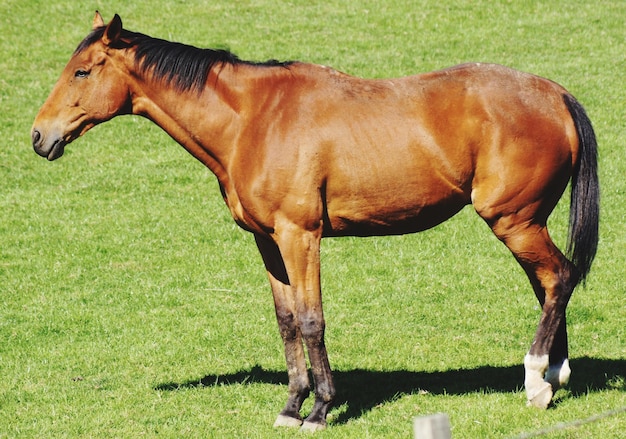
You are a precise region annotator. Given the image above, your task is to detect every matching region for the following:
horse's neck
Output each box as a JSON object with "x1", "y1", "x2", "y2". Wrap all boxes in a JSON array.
[
  {"x1": 128, "y1": 62, "x2": 293, "y2": 228},
  {"x1": 129, "y1": 65, "x2": 244, "y2": 182}
]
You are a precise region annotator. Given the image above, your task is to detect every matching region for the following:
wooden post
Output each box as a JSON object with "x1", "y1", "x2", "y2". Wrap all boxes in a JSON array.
[{"x1": 414, "y1": 413, "x2": 451, "y2": 439}]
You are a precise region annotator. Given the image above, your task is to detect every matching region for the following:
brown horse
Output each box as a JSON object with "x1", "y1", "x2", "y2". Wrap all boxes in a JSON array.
[{"x1": 32, "y1": 13, "x2": 599, "y2": 430}]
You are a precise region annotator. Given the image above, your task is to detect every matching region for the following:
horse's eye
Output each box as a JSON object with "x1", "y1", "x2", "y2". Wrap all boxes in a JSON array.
[{"x1": 74, "y1": 70, "x2": 90, "y2": 78}]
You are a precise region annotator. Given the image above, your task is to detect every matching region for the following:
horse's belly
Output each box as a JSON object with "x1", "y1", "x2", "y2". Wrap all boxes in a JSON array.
[
  {"x1": 324, "y1": 196, "x2": 468, "y2": 237},
  {"x1": 321, "y1": 147, "x2": 472, "y2": 237}
]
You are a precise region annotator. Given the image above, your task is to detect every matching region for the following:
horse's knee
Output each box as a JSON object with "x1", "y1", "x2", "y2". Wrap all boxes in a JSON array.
[
  {"x1": 275, "y1": 309, "x2": 299, "y2": 339},
  {"x1": 299, "y1": 314, "x2": 325, "y2": 340}
]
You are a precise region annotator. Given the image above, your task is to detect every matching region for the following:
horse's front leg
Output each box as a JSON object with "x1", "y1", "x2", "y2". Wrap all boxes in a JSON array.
[
  {"x1": 255, "y1": 235, "x2": 310, "y2": 427},
  {"x1": 270, "y1": 275, "x2": 311, "y2": 427},
  {"x1": 272, "y1": 225, "x2": 335, "y2": 431}
]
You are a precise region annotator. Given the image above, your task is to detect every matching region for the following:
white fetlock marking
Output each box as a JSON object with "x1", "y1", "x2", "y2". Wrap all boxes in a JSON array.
[
  {"x1": 524, "y1": 354, "x2": 549, "y2": 387},
  {"x1": 524, "y1": 353, "x2": 549, "y2": 371},
  {"x1": 524, "y1": 354, "x2": 553, "y2": 408},
  {"x1": 274, "y1": 414, "x2": 303, "y2": 428},
  {"x1": 545, "y1": 358, "x2": 571, "y2": 390}
]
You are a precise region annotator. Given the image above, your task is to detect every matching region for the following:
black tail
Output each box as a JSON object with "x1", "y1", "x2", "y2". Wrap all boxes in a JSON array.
[{"x1": 563, "y1": 94, "x2": 599, "y2": 285}]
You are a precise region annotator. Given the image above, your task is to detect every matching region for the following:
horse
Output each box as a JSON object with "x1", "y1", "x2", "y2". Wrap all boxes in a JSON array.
[{"x1": 32, "y1": 12, "x2": 599, "y2": 431}]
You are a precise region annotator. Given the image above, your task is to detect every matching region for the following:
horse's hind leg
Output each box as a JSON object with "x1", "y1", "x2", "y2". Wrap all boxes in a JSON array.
[
  {"x1": 488, "y1": 216, "x2": 577, "y2": 408},
  {"x1": 544, "y1": 319, "x2": 571, "y2": 392},
  {"x1": 525, "y1": 275, "x2": 572, "y2": 394}
]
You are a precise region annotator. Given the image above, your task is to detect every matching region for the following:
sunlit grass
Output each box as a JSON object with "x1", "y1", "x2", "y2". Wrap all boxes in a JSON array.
[{"x1": 1, "y1": 0, "x2": 625, "y2": 437}]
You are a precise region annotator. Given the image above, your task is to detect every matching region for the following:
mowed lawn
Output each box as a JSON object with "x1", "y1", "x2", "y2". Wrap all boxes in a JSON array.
[{"x1": 1, "y1": 1, "x2": 625, "y2": 437}]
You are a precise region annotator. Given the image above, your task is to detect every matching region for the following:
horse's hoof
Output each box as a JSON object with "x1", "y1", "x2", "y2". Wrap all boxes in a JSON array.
[
  {"x1": 526, "y1": 382, "x2": 553, "y2": 409},
  {"x1": 273, "y1": 414, "x2": 303, "y2": 428},
  {"x1": 301, "y1": 421, "x2": 327, "y2": 432}
]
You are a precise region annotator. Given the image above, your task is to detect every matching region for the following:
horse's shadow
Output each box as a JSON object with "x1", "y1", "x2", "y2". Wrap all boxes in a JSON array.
[{"x1": 155, "y1": 357, "x2": 625, "y2": 424}]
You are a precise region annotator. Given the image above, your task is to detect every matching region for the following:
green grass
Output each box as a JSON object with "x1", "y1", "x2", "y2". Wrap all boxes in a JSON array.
[{"x1": 1, "y1": 0, "x2": 625, "y2": 437}]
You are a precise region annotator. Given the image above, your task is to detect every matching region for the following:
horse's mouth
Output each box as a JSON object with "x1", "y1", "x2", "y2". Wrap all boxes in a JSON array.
[{"x1": 47, "y1": 139, "x2": 66, "y2": 161}]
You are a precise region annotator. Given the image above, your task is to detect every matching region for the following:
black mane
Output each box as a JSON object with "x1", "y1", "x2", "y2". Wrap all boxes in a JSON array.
[{"x1": 75, "y1": 27, "x2": 293, "y2": 93}]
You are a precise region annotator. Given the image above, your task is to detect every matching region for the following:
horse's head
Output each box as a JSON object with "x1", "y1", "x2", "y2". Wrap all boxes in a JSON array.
[{"x1": 32, "y1": 12, "x2": 131, "y2": 160}]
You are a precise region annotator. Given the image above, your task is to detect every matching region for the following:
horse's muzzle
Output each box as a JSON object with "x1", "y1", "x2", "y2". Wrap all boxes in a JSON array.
[{"x1": 32, "y1": 129, "x2": 66, "y2": 161}]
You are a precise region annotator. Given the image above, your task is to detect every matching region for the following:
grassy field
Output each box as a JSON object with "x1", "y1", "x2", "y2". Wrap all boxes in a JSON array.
[{"x1": 1, "y1": 0, "x2": 625, "y2": 437}]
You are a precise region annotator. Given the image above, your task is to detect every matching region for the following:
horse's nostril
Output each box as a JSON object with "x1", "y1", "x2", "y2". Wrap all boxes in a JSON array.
[{"x1": 31, "y1": 129, "x2": 41, "y2": 146}]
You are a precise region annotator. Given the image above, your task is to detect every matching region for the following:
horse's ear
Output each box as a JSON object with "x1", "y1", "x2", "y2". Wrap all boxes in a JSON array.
[
  {"x1": 92, "y1": 11, "x2": 105, "y2": 29},
  {"x1": 102, "y1": 14, "x2": 123, "y2": 46}
]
